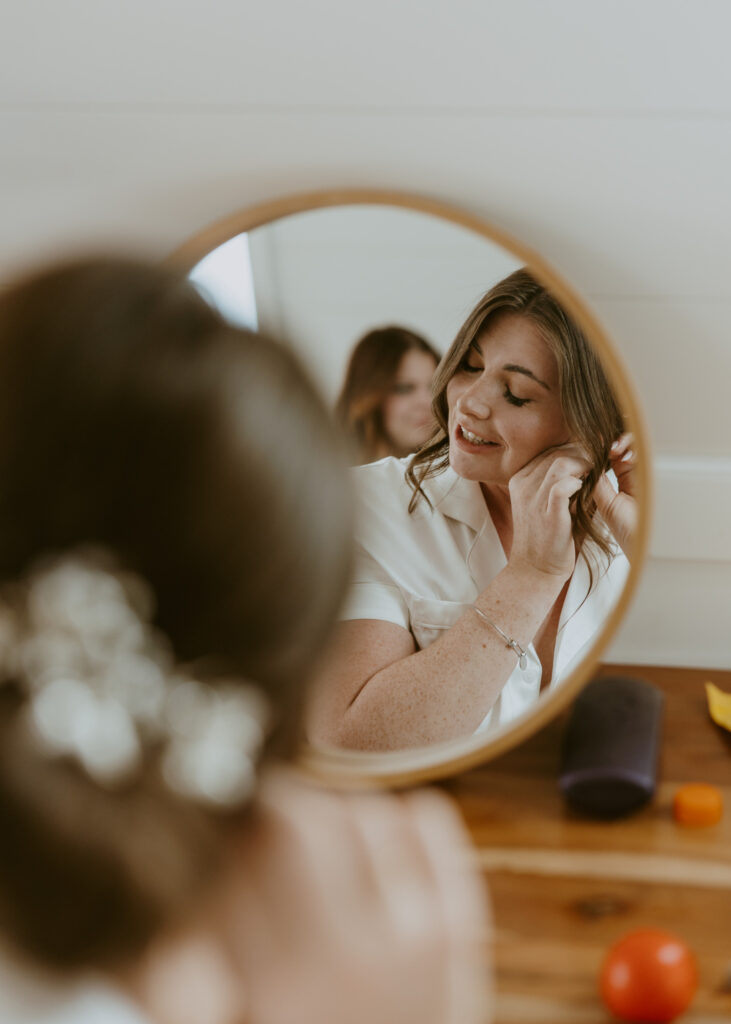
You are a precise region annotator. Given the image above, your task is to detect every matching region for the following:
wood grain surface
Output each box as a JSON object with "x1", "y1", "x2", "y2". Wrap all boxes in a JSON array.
[{"x1": 447, "y1": 664, "x2": 731, "y2": 1024}]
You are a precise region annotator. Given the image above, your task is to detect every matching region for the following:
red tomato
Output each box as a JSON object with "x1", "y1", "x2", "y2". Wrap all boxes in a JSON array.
[{"x1": 600, "y1": 928, "x2": 698, "y2": 1023}]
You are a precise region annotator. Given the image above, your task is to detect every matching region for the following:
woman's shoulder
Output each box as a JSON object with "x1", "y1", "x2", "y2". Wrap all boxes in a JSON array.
[
  {"x1": 351, "y1": 457, "x2": 458, "y2": 509},
  {"x1": 351, "y1": 456, "x2": 414, "y2": 513},
  {"x1": 349, "y1": 458, "x2": 467, "y2": 563},
  {"x1": 352, "y1": 454, "x2": 410, "y2": 484}
]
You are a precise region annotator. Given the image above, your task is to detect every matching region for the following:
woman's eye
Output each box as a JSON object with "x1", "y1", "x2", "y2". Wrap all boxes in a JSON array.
[
  {"x1": 459, "y1": 358, "x2": 482, "y2": 374},
  {"x1": 504, "y1": 387, "x2": 531, "y2": 408}
]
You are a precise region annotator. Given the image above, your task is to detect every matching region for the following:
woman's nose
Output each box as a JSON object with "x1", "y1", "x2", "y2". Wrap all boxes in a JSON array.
[{"x1": 460, "y1": 383, "x2": 492, "y2": 419}]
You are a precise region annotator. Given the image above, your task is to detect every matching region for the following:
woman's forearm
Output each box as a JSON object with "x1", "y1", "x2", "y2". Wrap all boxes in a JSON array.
[{"x1": 337, "y1": 563, "x2": 567, "y2": 750}]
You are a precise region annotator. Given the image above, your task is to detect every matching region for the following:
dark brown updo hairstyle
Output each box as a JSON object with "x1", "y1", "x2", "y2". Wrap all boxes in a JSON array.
[
  {"x1": 406, "y1": 268, "x2": 624, "y2": 576},
  {"x1": 335, "y1": 325, "x2": 440, "y2": 463},
  {"x1": 0, "y1": 256, "x2": 353, "y2": 974}
]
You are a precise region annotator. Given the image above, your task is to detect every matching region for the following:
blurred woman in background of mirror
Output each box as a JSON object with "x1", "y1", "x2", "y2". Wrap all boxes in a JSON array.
[
  {"x1": 309, "y1": 268, "x2": 638, "y2": 753},
  {"x1": 0, "y1": 256, "x2": 490, "y2": 1024},
  {"x1": 335, "y1": 326, "x2": 440, "y2": 463}
]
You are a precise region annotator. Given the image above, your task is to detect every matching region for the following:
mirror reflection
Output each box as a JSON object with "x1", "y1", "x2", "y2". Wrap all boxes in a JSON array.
[
  {"x1": 189, "y1": 205, "x2": 521, "y2": 399},
  {"x1": 335, "y1": 326, "x2": 440, "y2": 464},
  {"x1": 189, "y1": 206, "x2": 637, "y2": 755}
]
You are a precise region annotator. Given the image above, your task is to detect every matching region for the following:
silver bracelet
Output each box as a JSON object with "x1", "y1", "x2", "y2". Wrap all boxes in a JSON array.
[{"x1": 471, "y1": 604, "x2": 528, "y2": 670}]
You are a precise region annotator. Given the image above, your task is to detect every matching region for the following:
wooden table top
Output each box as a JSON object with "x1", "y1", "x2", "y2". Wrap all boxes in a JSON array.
[{"x1": 447, "y1": 664, "x2": 731, "y2": 1024}]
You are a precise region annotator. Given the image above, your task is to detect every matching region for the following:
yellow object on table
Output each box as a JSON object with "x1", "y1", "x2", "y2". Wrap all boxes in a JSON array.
[{"x1": 705, "y1": 681, "x2": 731, "y2": 732}]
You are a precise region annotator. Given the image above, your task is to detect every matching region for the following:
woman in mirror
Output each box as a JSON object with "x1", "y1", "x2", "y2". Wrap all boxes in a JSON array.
[
  {"x1": 0, "y1": 257, "x2": 489, "y2": 1024},
  {"x1": 309, "y1": 268, "x2": 638, "y2": 752},
  {"x1": 335, "y1": 325, "x2": 440, "y2": 463}
]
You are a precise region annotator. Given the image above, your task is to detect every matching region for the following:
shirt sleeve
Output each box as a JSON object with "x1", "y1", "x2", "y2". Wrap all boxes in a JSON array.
[{"x1": 339, "y1": 542, "x2": 410, "y2": 629}]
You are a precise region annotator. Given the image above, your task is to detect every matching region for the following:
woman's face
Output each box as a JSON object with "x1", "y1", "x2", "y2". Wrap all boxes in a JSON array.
[
  {"x1": 381, "y1": 349, "x2": 438, "y2": 455},
  {"x1": 446, "y1": 313, "x2": 569, "y2": 486}
]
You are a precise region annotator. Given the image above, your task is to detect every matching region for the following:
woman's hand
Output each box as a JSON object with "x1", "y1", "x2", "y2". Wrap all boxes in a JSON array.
[
  {"x1": 508, "y1": 442, "x2": 592, "y2": 580},
  {"x1": 592, "y1": 432, "x2": 638, "y2": 560},
  {"x1": 226, "y1": 770, "x2": 492, "y2": 1024}
]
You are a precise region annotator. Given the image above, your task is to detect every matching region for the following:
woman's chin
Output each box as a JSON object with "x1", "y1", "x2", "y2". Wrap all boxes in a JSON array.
[
  {"x1": 449, "y1": 448, "x2": 490, "y2": 481},
  {"x1": 449, "y1": 448, "x2": 517, "y2": 489}
]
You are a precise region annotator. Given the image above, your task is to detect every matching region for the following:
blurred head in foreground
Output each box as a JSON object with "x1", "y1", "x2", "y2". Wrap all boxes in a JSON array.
[
  {"x1": 335, "y1": 325, "x2": 439, "y2": 463},
  {"x1": 0, "y1": 255, "x2": 352, "y2": 974}
]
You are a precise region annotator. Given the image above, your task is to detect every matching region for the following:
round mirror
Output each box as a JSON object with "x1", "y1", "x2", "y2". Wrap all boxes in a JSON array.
[{"x1": 169, "y1": 190, "x2": 652, "y2": 787}]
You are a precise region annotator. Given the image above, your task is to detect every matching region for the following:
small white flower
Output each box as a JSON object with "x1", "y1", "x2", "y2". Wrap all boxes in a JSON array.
[
  {"x1": 162, "y1": 734, "x2": 257, "y2": 807},
  {"x1": 29, "y1": 676, "x2": 141, "y2": 785},
  {"x1": 0, "y1": 550, "x2": 270, "y2": 806},
  {"x1": 103, "y1": 651, "x2": 167, "y2": 726}
]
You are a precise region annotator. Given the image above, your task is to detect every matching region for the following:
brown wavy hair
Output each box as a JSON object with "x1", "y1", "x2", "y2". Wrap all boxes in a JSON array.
[
  {"x1": 335, "y1": 325, "x2": 439, "y2": 463},
  {"x1": 0, "y1": 255, "x2": 353, "y2": 973},
  {"x1": 406, "y1": 268, "x2": 624, "y2": 571}
]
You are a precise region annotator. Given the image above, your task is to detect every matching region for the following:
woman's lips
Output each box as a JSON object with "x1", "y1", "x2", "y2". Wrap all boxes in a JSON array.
[{"x1": 455, "y1": 424, "x2": 501, "y2": 451}]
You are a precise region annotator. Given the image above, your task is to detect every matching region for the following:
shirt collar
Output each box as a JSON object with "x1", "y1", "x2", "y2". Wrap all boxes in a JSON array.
[{"x1": 420, "y1": 465, "x2": 488, "y2": 533}]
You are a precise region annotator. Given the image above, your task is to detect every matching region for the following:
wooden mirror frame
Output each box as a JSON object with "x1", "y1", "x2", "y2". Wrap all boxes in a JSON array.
[{"x1": 169, "y1": 188, "x2": 653, "y2": 789}]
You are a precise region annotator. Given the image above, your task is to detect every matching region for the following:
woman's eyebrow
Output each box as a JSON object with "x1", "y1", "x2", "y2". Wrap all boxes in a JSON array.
[{"x1": 502, "y1": 363, "x2": 551, "y2": 390}]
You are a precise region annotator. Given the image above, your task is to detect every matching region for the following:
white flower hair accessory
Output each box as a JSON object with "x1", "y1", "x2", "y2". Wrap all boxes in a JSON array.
[{"x1": 0, "y1": 550, "x2": 270, "y2": 808}]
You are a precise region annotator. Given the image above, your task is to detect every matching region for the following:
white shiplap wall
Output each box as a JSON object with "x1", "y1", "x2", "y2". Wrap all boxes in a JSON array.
[{"x1": 1, "y1": 1, "x2": 729, "y2": 668}]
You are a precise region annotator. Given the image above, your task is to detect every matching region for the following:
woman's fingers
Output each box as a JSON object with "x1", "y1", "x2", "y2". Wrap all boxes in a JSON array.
[
  {"x1": 610, "y1": 433, "x2": 636, "y2": 471},
  {"x1": 592, "y1": 472, "x2": 637, "y2": 559},
  {"x1": 251, "y1": 772, "x2": 371, "y2": 929},
  {"x1": 543, "y1": 455, "x2": 591, "y2": 483},
  {"x1": 592, "y1": 472, "x2": 617, "y2": 519},
  {"x1": 509, "y1": 446, "x2": 589, "y2": 579},
  {"x1": 610, "y1": 432, "x2": 634, "y2": 461},
  {"x1": 609, "y1": 433, "x2": 637, "y2": 496},
  {"x1": 534, "y1": 457, "x2": 590, "y2": 517},
  {"x1": 404, "y1": 790, "x2": 492, "y2": 1024},
  {"x1": 512, "y1": 445, "x2": 590, "y2": 494},
  {"x1": 229, "y1": 773, "x2": 492, "y2": 1024},
  {"x1": 545, "y1": 474, "x2": 584, "y2": 519},
  {"x1": 343, "y1": 791, "x2": 440, "y2": 936}
]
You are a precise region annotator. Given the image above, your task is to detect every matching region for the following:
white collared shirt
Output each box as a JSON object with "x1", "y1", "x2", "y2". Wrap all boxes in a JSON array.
[{"x1": 341, "y1": 456, "x2": 629, "y2": 734}]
